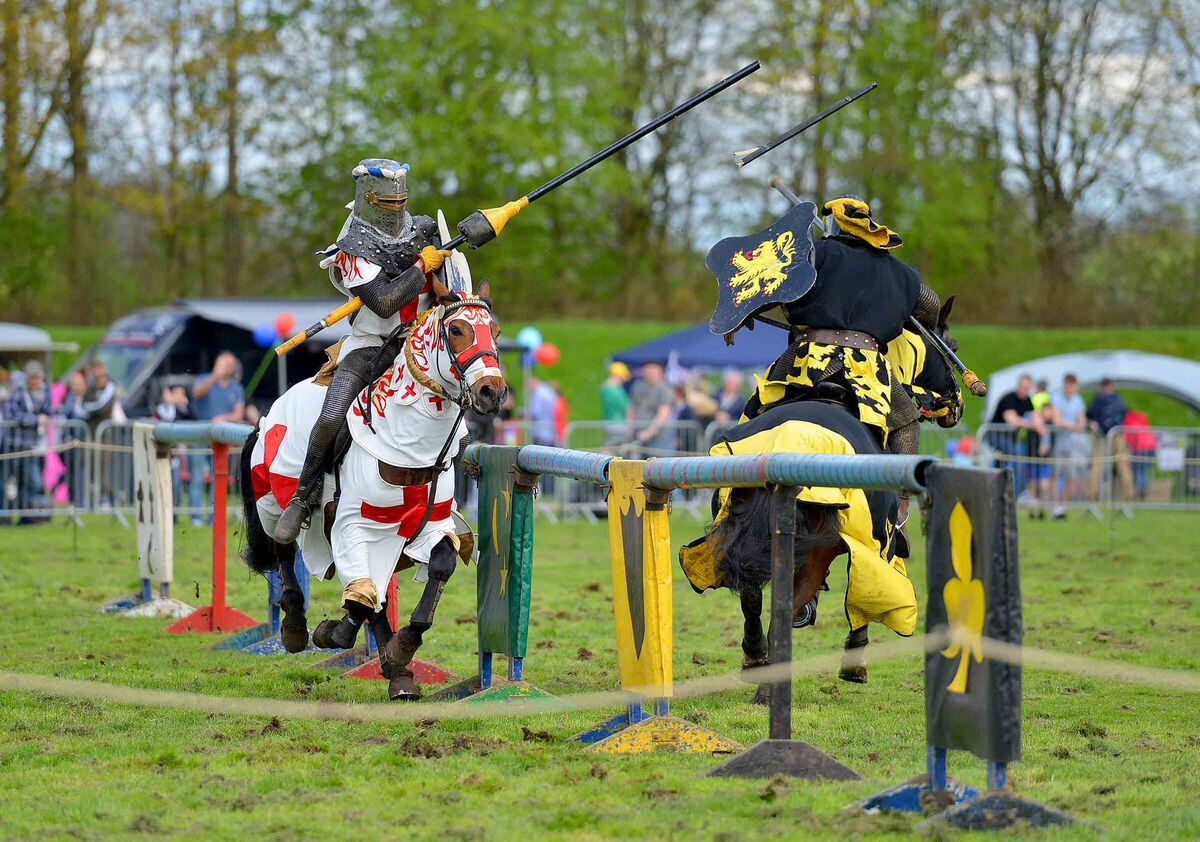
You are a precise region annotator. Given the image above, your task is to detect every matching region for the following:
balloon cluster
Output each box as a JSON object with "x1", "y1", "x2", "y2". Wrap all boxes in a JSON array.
[
  {"x1": 253, "y1": 312, "x2": 297, "y2": 349},
  {"x1": 515, "y1": 326, "x2": 559, "y2": 367}
]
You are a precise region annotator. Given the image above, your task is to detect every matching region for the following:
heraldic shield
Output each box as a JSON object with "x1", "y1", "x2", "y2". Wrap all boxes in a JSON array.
[{"x1": 706, "y1": 200, "x2": 818, "y2": 336}]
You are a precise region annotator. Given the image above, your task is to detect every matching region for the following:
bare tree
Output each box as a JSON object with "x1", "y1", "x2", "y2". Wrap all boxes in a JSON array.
[
  {"x1": 0, "y1": 0, "x2": 66, "y2": 210},
  {"x1": 976, "y1": 0, "x2": 1189, "y2": 320}
]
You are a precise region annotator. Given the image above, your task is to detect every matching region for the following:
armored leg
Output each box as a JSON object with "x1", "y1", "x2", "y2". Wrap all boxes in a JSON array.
[
  {"x1": 839, "y1": 626, "x2": 870, "y2": 683},
  {"x1": 274, "y1": 347, "x2": 378, "y2": 543},
  {"x1": 383, "y1": 538, "x2": 458, "y2": 701},
  {"x1": 887, "y1": 379, "x2": 922, "y2": 558}
]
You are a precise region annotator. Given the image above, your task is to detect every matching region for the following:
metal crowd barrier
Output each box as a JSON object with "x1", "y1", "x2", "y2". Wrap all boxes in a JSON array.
[
  {"x1": 1104, "y1": 425, "x2": 1200, "y2": 511},
  {"x1": 2, "y1": 417, "x2": 1196, "y2": 523},
  {"x1": 0, "y1": 419, "x2": 92, "y2": 522},
  {"x1": 975, "y1": 422, "x2": 1107, "y2": 516}
]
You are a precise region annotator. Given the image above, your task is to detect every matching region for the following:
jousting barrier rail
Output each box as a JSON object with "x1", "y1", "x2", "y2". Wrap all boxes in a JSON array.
[
  {"x1": 463, "y1": 443, "x2": 1067, "y2": 827},
  {"x1": 106, "y1": 421, "x2": 1062, "y2": 826}
]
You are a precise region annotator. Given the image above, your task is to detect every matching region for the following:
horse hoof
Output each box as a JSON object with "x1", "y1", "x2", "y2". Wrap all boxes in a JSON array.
[
  {"x1": 312, "y1": 619, "x2": 346, "y2": 650},
  {"x1": 750, "y1": 685, "x2": 771, "y2": 706},
  {"x1": 838, "y1": 666, "x2": 868, "y2": 684},
  {"x1": 792, "y1": 597, "x2": 817, "y2": 629},
  {"x1": 388, "y1": 676, "x2": 422, "y2": 701},
  {"x1": 280, "y1": 622, "x2": 309, "y2": 654},
  {"x1": 740, "y1": 654, "x2": 770, "y2": 684}
]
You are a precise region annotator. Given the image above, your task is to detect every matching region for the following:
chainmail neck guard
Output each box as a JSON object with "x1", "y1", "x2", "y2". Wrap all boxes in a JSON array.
[{"x1": 336, "y1": 215, "x2": 433, "y2": 276}]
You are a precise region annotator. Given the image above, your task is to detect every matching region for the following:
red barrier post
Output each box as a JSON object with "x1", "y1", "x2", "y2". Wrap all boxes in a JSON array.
[{"x1": 167, "y1": 440, "x2": 258, "y2": 634}]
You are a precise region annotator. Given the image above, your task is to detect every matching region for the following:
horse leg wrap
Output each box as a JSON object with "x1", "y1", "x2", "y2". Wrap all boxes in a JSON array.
[
  {"x1": 278, "y1": 587, "x2": 309, "y2": 654},
  {"x1": 366, "y1": 607, "x2": 395, "y2": 679},
  {"x1": 341, "y1": 577, "x2": 378, "y2": 613},
  {"x1": 409, "y1": 539, "x2": 458, "y2": 627},
  {"x1": 312, "y1": 601, "x2": 371, "y2": 650},
  {"x1": 839, "y1": 626, "x2": 870, "y2": 684},
  {"x1": 384, "y1": 623, "x2": 427, "y2": 701}
]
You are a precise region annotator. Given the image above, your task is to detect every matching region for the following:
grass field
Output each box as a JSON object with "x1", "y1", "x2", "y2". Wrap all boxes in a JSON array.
[
  {"x1": 1, "y1": 509, "x2": 1197, "y2": 839},
  {"x1": 42, "y1": 321, "x2": 1200, "y2": 427}
]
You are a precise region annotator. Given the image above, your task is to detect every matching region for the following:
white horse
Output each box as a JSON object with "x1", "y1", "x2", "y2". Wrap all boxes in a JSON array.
[{"x1": 240, "y1": 278, "x2": 504, "y2": 699}]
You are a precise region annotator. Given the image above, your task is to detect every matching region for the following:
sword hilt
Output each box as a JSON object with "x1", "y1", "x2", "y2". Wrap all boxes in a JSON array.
[{"x1": 962, "y1": 369, "x2": 988, "y2": 397}]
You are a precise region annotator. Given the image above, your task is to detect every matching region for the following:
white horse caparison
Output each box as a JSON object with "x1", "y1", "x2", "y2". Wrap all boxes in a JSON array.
[{"x1": 241, "y1": 280, "x2": 505, "y2": 699}]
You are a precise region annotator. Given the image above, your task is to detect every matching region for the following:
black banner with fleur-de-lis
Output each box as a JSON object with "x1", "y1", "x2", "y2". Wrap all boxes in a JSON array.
[{"x1": 923, "y1": 464, "x2": 1022, "y2": 764}]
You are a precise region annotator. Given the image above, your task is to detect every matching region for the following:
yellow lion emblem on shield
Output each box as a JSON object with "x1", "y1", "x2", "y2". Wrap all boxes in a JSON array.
[{"x1": 727, "y1": 231, "x2": 797, "y2": 305}]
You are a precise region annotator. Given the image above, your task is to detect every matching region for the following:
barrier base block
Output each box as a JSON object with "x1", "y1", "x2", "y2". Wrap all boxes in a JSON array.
[
  {"x1": 429, "y1": 676, "x2": 555, "y2": 704},
  {"x1": 240, "y1": 632, "x2": 341, "y2": 656},
  {"x1": 118, "y1": 598, "x2": 194, "y2": 619},
  {"x1": 165, "y1": 605, "x2": 259, "y2": 634},
  {"x1": 915, "y1": 791, "x2": 1076, "y2": 831},
  {"x1": 97, "y1": 593, "x2": 144, "y2": 614},
  {"x1": 212, "y1": 623, "x2": 270, "y2": 651},
  {"x1": 854, "y1": 773, "x2": 977, "y2": 814},
  {"x1": 573, "y1": 708, "x2": 650, "y2": 745},
  {"x1": 591, "y1": 716, "x2": 742, "y2": 755},
  {"x1": 707, "y1": 739, "x2": 859, "y2": 779},
  {"x1": 344, "y1": 656, "x2": 452, "y2": 685}
]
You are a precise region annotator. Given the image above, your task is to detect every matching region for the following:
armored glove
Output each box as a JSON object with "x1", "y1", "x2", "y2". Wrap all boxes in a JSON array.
[{"x1": 419, "y1": 245, "x2": 452, "y2": 273}]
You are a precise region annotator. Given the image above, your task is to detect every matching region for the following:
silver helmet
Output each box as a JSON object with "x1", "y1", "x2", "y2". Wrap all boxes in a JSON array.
[{"x1": 351, "y1": 158, "x2": 410, "y2": 240}]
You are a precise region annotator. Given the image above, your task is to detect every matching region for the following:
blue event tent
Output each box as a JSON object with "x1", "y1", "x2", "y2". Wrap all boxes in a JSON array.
[{"x1": 611, "y1": 322, "x2": 788, "y2": 372}]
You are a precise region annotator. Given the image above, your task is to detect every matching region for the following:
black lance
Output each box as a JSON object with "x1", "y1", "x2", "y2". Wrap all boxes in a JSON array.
[
  {"x1": 279, "y1": 61, "x2": 762, "y2": 356},
  {"x1": 767, "y1": 178, "x2": 988, "y2": 397},
  {"x1": 733, "y1": 82, "x2": 877, "y2": 168}
]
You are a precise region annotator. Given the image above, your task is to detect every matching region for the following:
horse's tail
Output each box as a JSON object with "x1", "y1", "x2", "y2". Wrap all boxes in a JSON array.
[
  {"x1": 237, "y1": 426, "x2": 277, "y2": 576},
  {"x1": 711, "y1": 487, "x2": 841, "y2": 592}
]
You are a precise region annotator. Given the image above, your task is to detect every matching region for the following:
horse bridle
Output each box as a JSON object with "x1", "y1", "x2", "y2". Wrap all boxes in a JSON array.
[{"x1": 428, "y1": 296, "x2": 500, "y2": 411}]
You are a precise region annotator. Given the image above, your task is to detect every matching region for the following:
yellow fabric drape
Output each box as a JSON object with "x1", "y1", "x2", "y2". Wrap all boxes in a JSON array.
[
  {"x1": 751, "y1": 342, "x2": 893, "y2": 442},
  {"x1": 680, "y1": 419, "x2": 917, "y2": 636}
]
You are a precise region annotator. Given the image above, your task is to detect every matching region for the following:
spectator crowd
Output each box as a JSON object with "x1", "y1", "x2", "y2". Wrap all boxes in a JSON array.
[
  {"x1": 0, "y1": 351, "x2": 248, "y2": 525},
  {"x1": 988, "y1": 372, "x2": 1160, "y2": 516}
]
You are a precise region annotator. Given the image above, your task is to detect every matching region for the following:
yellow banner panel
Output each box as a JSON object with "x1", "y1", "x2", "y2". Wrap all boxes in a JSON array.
[{"x1": 606, "y1": 459, "x2": 672, "y2": 698}]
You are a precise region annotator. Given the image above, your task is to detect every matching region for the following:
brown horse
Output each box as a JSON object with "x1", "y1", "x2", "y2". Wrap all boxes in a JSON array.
[{"x1": 694, "y1": 314, "x2": 962, "y2": 700}]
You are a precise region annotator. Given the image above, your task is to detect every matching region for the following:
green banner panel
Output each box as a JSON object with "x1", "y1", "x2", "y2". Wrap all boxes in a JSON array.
[{"x1": 475, "y1": 446, "x2": 533, "y2": 659}]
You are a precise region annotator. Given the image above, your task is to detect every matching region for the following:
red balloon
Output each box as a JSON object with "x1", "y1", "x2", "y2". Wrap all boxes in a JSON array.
[
  {"x1": 275, "y1": 312, "x2": 296, "y2": 338},
  {"x1": 533, "y1": 343, "x2": 560, "y2": 366}
]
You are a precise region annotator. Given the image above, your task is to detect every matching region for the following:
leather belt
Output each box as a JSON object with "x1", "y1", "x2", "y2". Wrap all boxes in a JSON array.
[
  {"x1": 792, "y1": 328, "x2": 879, "y2": 352},
  {"x1": 378, "y1": 462, "x2": 438, "y2": 486}
]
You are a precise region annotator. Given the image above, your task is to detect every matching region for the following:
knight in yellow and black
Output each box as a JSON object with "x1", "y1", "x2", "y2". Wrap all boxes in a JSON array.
[
  {"x1": 679, "y1": 400, "x2": 918, "y2": 641},
  {"x1": 742, "y1": 197, "x2": 946, "y2": 448}
]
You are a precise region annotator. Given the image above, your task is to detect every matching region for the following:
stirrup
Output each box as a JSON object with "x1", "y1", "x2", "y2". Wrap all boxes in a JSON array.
[{"x1": 274, "y1": 498, "x2": 313, "y2": 543}]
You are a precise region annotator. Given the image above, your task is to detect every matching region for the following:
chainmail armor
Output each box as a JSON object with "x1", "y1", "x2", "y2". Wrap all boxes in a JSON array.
[
  {"x1": 357, "y1": 263, "x2": 428, "y2": 320},
  {"x1": 912, "y1": 283, "x2": 942, "y2": 329},
  {"x1": 886, "y1": 378, "x2": 922, "y2": 456},
  {"x1": 336, "y1": 215, "x2": 437, "y2": 276}
]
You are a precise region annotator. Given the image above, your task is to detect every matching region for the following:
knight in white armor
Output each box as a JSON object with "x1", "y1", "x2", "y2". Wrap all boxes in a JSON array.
[{"x1": 274, "y1": 158, "x2": 450, "y2": 544}]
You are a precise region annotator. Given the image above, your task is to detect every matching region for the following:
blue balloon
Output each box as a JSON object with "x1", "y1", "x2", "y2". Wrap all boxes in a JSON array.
[
  {"x1": 516, "y1": 326, "x2": 543, "y2": 351},
  {"x1": 253, "y1": 324, "x2": 276, "y2": 348}
]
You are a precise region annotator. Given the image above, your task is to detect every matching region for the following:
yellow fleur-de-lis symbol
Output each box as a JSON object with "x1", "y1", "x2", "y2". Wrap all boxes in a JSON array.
[
  {"x1": 495, "y1": 489, "x2": 511, "y2": 596},
  {"x1": 941, "y1": 502, "x2": 985, "y2": 694}
]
